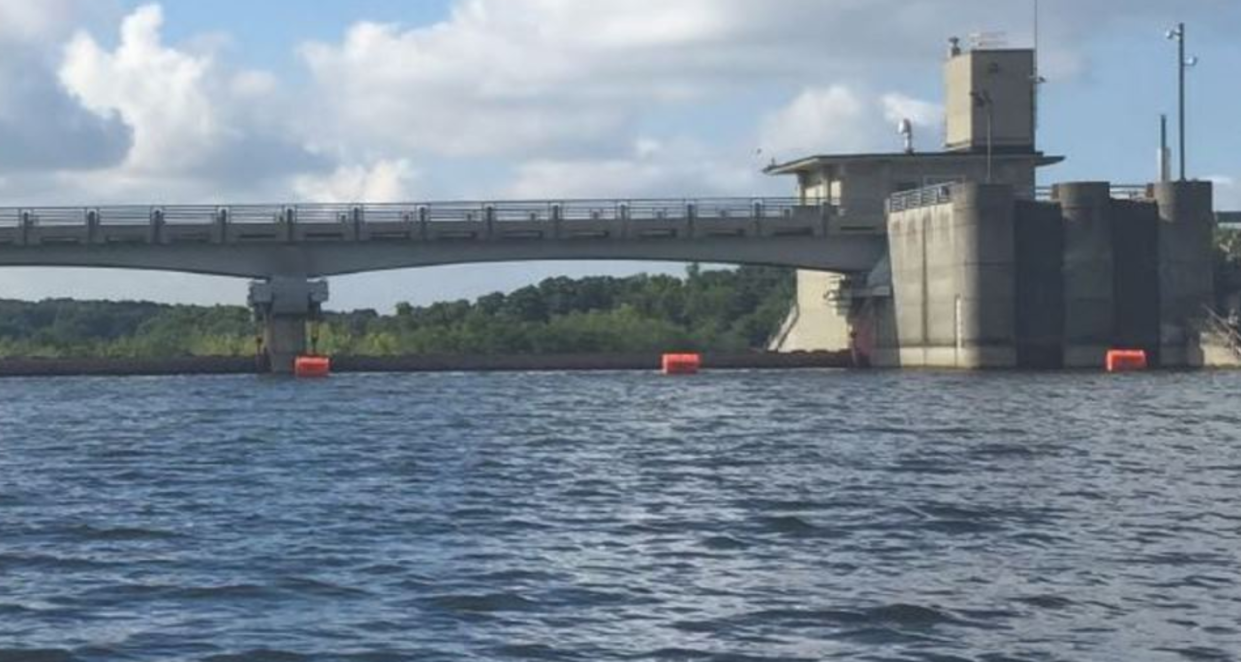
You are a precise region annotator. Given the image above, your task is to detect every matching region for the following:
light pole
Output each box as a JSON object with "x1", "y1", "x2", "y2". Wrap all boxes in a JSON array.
[
  {"x1": 972, "y1": 90, "x2": 994, "y2": 183},
  {"x1": 1166, "y1": 23, "x2": 1199, "y2": 181}
]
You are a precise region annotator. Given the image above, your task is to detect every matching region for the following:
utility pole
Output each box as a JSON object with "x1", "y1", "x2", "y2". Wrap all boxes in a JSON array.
[{"x1": 1166, "y1": 23, "x2": 1198, "y2": 181}]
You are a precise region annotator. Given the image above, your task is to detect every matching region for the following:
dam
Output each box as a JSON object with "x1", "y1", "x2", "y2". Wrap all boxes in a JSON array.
[{"x1": 0, "y1": 39, "x2": 1233, "y2": 373}]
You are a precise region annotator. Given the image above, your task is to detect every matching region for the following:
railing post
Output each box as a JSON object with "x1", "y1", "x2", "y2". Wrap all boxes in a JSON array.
[
  {"x1": 351, "y1": 205, "x2": 364, "y2": 241},
  {"x1": 85, "y1": 208, "x2": 99, "y2": 239},
  {"x1": 19, "y1": 210, "x2": 32, "y2": 246},
  {"x1": 685, "y1": 201, "x2": 696, "y2": 239},
  {"x1": 150, "y1": 207, "x2": 164, "y2": 244},
  {"x1": 281, "y1": 206, "x2": 296, "y2": 243},
  {"x1": 214, "y1": 207, "x2": 228, "y2": 244},
  {"x1": 484, "y1": 204, "x2": 496, "y2": 241},
  {"x1": 550, "y1": 203, "x2": 562, "y2": 240}
]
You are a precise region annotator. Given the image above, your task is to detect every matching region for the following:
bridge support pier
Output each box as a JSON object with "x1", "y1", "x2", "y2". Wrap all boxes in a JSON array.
[{"x1": 248, "y1": 277, "x2": 329, "y2": 374}]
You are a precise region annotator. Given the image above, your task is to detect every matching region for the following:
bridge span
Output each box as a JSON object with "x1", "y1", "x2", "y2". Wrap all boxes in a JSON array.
[
  {"x1": 0, "y1": 197, "x2": 886, "y2": 372},
  {"x1": 0, "y1": 198, "x2": 883, "y2": 277}
]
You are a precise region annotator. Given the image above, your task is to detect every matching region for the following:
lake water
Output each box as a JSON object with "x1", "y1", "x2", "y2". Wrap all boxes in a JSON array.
[{"x1": 1, "y1": 370, "x2": 1239, "y2": 661}]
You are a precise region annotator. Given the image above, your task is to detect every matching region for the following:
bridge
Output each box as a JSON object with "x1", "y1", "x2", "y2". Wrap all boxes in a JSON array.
[{"x1": 0, "y1": 197, "x2": 886, "y2": 372}]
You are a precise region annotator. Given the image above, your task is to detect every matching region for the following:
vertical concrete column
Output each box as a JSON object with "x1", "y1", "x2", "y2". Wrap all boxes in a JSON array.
[
  {"x1": 948, "y1": 183, "x2": 1017, "y2": 368},
  {"x1": 884, "y1": 205, "x2": 929, "y2": 367},
  {"x1": 1056, "y1": 182, "x2": 1114, "y2": 368},
  {"x1": 1153, "y1": 181, "x2": 1215, "y2": 367},
  {"x1": 248, "y1": 276, "x2": 329, "y2": 374}
]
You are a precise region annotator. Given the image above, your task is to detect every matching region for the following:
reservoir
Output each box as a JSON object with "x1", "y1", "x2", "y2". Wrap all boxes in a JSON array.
[{"x1": 1, "y1": 370, "x2": 1239, "y2": 660}]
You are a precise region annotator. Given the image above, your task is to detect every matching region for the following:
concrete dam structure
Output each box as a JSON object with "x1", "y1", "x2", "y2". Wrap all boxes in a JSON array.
[
  {"x1": 876, "y1": 180, "x2": 1215, "y2": 369},
  {"x1": 0, "y1": 38, "x2": 1231, "y2": 374},
  {"x1": 765, "y1": 38, "x2": 1233, "y2": 370}
]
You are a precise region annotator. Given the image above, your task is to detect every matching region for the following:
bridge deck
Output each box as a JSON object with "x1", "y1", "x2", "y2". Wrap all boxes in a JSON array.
[{"x1": 0, "y1": 198, "x2": 887, "y2": 278}]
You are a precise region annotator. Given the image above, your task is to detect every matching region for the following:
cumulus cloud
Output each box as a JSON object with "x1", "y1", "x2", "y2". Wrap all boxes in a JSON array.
[
  {"x1": 0, "y1": 0, "x2": 130, "y2": 172},
  {"x1": 759, "y1": 86, "x2": 942, "y2": 159},
  {"x1": 505, "y1": 139, "x2": 770, "y2": 199},
  {"x1": 56, "y1": 4, "x2": 327, "y2": 201},
  {"x1": 294, "y1": 160, "x2": 421, "y2": 203},
  {"x1": 295, "y1": 0, "x2": 1228, "y2": 165}
]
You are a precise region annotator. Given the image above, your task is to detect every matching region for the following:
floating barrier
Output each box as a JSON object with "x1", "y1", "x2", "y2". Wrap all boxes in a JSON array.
[
  {"x1": 1106, "y1": 349, "x2": 1148, "y2": 373},
  {"x1": 662, "y1": 353, "x2": 702, "y2": 375},
  {"x1": 294, "y1": 355, "x2": 331, "y2": 378}
]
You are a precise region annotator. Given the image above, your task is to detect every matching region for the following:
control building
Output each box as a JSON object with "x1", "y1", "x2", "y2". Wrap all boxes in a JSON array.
[{"x1": 767, "y1": 41, "x2": 1061, "y2": 354}]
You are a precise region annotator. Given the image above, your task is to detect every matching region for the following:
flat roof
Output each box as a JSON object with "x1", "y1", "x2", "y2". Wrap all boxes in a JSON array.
[{"x1": 764, "y1": 151, "x2": 1065, "y2": 176}]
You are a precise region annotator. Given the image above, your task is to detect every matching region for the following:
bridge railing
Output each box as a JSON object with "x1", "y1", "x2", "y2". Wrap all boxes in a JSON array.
[{"x1": 0, "y1": 198, "x2": 829, "y2": 229}]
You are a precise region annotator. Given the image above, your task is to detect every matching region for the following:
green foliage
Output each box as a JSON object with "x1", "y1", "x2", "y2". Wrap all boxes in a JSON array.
[{"x1": 0, "y1": 266, "x2": 794, "y2": 358}]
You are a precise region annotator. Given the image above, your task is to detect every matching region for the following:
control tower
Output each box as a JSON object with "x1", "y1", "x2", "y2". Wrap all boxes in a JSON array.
[{"x1": 766, "y1": 39, "x2": 1061, "y2": 353}]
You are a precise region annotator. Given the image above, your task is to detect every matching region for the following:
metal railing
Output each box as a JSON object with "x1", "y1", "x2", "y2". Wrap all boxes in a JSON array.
[
  {"x1": 1034, "y1": 185, "x2": 1150, "y2": 201},
  {"x1": 887, "y1": 185, "x2": 954, "y2": 213},
  {"x1": 1201, "y1": 305, "x2": 1241, "y2": 358},
  {"x1": 0, "y1": 197, "x2": 828, "y2": 229}
]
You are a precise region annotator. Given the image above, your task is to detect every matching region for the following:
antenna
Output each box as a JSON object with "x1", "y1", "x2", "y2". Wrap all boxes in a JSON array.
[{"x1": 1031, "y1": 0, "x2": 1047, "y2": 135}]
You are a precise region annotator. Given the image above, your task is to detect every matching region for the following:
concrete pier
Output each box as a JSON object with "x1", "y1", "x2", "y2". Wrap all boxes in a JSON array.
[
  {"x1": 871, "y1": 180, "x2": 1217, "y2": 369},
  {"x1": 248, "y1": 277, "x2": 328, "y2": 374},
  {"x1": 1056, "y1": 183, "x2": 1116, "y2": 368},
  {"x1": 1154, "y1": 181, "x2": 1215, "y2": 367}
]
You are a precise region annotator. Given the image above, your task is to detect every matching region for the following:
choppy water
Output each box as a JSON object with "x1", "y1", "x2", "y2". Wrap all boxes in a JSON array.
[{"x1": 1, "y1": 370, "x2": 1240, "y2": 661}]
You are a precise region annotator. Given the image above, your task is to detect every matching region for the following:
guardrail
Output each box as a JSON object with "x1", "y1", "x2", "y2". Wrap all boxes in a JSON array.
[
  {"x1": 0, "y1": 198, "x2": 830, "y2": 229},
  {"x1": 1218, "y1": 212, "x2": 1241, "y2": 226},
  {"x1": 1035, "y1": 185, "x2": 1150, "y2": 201},
  {"x1": 887, "y1": 185, "x2": 954, "y2": 213}
]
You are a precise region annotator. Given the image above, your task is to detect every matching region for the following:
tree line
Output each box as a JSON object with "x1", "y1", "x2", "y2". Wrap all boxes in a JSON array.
[{"x1": 0, "y1": 266, "x2": 794, "y2": 359}]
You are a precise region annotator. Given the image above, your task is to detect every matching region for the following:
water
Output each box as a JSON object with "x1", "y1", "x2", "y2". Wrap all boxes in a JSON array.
[{"x1": 1, "y1": 370, "x2": 1240, "y2": 661}]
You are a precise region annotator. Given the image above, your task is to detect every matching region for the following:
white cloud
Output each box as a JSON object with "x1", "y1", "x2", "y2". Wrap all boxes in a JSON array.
[
  {"x1": 759, "y1": 86, "x2": 942, "y2": 159},
  {"x1": 882, "y1": 93, "x2": 943, "y2": 129},
  {"x1": 505, "y1": 138, "x2": 771, "y2": 199},
  {"x1": 294, "y1": 160, "x2": 420, "y2": 203},
  {"x1": 55, "y1": 3, "x2": 325, "y2": 201},
  {"x1": 61, "y1": 5, "x2": 218, "y2": 173}
]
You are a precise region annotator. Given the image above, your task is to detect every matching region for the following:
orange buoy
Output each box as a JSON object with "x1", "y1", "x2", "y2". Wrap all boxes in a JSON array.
[
  {"x1": 294, "y1": 355, "x2": 331, "y2": 378},
  {"x1": 662, "y1": 353, "x2": 702, "y2": 375},
  {"x1": 1106, "y1": 349, "x2": 1148, "y2": 373}
]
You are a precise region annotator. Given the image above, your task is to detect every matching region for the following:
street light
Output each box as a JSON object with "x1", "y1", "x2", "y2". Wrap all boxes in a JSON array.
[
  {"x1": 971, "y1": 90, "x2": 994, "y2": 183},
  {"x1": 1166, "y1": 23, "x2": 1199, "y2": 181}
]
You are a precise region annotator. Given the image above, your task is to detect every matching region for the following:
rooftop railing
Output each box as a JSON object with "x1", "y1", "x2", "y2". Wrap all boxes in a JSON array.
[{"x1": 887, "y1": 185, "x2": 954, "y2": 213}]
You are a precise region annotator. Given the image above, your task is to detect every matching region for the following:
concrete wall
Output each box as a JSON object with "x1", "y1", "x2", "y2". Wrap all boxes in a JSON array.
[
  {"x1": 871, "y1": 180, "x2": 1216, "y2": 371},
  {"x1": 945, "y1": 49, "x2": 1036, "y2": 153},
  {"x1": 1056, "y1": 183, "x2": 1116, "y2": 368},
  {"x1": 1013, "y1": 200, "x2": 1065, "y2": 367},
  {"x1": 881, "y1": 183, "x2": 1018, "y2": 368},
  {"x1": 1154, "y1": 181, "x2": 1215, "y2": 367},
  {"x1": 768, "y1": 271, "x2": 852, "y2": 352}
]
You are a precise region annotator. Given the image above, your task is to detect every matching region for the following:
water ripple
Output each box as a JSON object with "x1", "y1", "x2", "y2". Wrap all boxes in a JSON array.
[{"x1": 0, "y1": 371, "x2": 1238, "y2": 659}]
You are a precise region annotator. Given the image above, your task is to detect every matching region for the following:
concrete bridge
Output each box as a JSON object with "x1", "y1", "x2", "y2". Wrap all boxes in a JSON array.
[{"x1": 0, "y1": 198, "x2": 886, "y2": 372}]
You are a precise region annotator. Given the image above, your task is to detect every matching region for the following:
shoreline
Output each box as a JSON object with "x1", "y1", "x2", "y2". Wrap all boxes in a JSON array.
[{"x1": 0, "y1": 351, "x2": 854, "y2": 378}]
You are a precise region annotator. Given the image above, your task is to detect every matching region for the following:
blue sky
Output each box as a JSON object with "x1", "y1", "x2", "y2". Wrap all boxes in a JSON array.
[{"x1": 0, "y1": 0, "x2": 1237, "y2": 310}]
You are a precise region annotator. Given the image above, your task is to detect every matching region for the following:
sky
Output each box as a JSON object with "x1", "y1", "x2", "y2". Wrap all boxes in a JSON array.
[{"x1": 0, "y1": 0, "x2": 1237, "y2": 311}]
